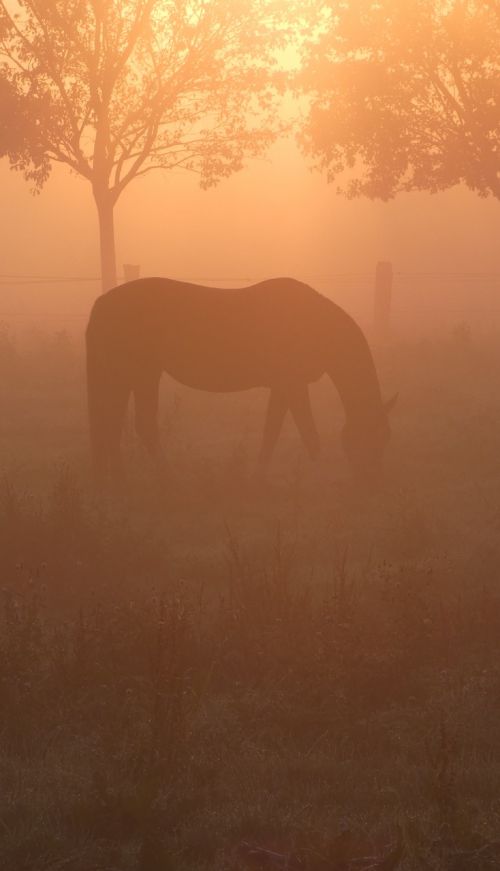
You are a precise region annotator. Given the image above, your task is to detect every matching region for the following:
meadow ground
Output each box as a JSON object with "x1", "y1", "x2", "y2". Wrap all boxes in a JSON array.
[{"x1": 0, "y1": 324, "x2": 499, "y2": 869}]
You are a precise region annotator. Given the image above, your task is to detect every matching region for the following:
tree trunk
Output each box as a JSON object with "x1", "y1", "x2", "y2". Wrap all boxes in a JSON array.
[{"x1": 94, "y1": 190, "x2": 117, "y2": 292}]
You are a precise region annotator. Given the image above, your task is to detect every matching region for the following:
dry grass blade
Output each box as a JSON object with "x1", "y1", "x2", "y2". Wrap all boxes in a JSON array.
[
  {"x1": 448, "y1": 840, "x2": 500, "y2": 870},
  {"x1": 363, "y1": 832, "x2": 404, "y2": 871},
  {"x1": 237, "y1": 842, "x2": 304, "y2": 870},
  {"x1": 236, "y1": 830, "x2": 404, "y2": 871}
]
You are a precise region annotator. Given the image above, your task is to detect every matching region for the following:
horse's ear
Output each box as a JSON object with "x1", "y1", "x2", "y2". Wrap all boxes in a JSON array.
[{"x1": 384, "y1": 393, "x2": 398, "y2": 414}]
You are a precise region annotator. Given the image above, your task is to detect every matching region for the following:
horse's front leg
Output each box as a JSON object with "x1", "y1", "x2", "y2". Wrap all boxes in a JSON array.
[
  {"x1": 288, "y1": 382, "x2": 321, "y2": 460},
  {"x1": 257, "y1": 388, "x2": 288, "y2": 471}
]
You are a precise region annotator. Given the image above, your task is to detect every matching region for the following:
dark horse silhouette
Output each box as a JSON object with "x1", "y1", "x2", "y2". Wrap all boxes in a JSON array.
[{"x1": 86, "y1": 276, "x2": 395, "y2": 480}]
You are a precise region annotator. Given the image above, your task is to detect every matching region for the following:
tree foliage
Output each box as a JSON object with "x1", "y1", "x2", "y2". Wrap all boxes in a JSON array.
[
  {"x1": 0, "y1": 0, "x2": 292, "y2": 286},
  {"x1": 299, "y1": 0, "x2": 500, "y2": 200},
  {"x1": 0, "y1": 72, "x2": 49, "y2": 184}
]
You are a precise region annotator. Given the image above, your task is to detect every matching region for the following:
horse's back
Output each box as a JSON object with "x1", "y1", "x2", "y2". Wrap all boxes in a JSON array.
[
  {"x1": 89, "y1": 275, "x2": 323, "y2": 315},
  {"x1": 87, "y1": 276, "x2": 332, "y2": 347}
]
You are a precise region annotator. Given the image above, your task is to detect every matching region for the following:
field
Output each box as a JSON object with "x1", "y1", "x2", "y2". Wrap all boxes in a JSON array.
[{"x1": 0, "y1": 323, "x2": 500, "y2": 870}]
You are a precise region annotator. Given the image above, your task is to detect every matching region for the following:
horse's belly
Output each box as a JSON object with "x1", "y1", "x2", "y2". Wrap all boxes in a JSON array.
[
  {"x1": 164, "y1": 362, "x2": 325, "y2": 393},
  {"x1": 163, "y1": 356, "x2": 264, "y2": 393},
  {"x1": 161, "y1": 336, "x2": 325, "y2": 392},
  {"x1": 166, "y1": 370, "x2": 262, "y2": 393}
]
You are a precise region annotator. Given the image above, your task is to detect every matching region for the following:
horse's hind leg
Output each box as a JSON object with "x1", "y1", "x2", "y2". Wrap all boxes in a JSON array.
[
  {"x1": 134, "y1": 368, "x2": 162, "y2": 458},
  {"x1": 258, "y1": 388, "x2": 288, "y2": 470},
  {"x1": 289, "y1": 383, "x2": 321, "y2": 460}
]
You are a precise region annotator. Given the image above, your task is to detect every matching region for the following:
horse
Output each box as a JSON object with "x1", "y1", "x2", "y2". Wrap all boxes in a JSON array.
[{"x1": 86, "y1": 276, "x2": 396, "y2": 481}]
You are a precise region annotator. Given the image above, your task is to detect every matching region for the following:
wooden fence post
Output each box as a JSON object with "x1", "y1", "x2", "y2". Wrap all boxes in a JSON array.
[
  {"x1": 374, "y1": 261, "x2": 393, "y2": 343},
  {"x1": 123, "y1": 263, "x2": 141, "y2": 282}
]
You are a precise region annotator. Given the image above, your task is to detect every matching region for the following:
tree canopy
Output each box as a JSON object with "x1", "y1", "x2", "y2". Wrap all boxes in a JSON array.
[
  {"x1": 0, "y1": 0, "x2": 293, "y2": 287},
  {"x1": 299, "y1": 0, "x2": 500, "y2": 201}
]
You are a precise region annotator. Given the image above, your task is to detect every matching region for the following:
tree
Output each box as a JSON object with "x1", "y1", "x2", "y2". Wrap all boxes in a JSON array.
[
  {"x1": 298, "y1": 0, "x2": 500, "y2": 202},
  {"x1": 0, "y1": 1, "x2": 292, "y2": 289}
]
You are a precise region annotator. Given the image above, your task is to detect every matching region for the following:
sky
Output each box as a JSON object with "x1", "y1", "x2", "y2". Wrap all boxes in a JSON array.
[{"x1": 1, "y1": 132, "x2": 500, "y2": 337}]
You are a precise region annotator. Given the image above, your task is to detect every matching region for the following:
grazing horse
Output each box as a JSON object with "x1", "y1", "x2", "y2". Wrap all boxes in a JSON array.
[{"x1": 86, "y1": 276, "x2": 396, "y2": 480}]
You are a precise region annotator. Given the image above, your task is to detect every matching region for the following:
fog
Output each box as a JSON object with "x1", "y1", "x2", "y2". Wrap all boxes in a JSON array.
[
  {"x1": 2, "y1": 135, "x2": 500, "y2": 338},
  {"x1": 2, "y1": 1, "x2": 500, "y2": 865}
]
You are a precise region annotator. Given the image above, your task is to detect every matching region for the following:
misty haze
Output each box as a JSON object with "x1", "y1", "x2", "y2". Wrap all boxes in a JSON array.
[{"x1": 1, "y1": 2, "x2": 500, "y2": 869}]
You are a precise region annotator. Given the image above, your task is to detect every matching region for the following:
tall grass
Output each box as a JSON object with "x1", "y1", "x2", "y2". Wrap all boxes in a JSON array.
[{"x1": 0, "y1": 328, "x2": 499, "y2": 868}]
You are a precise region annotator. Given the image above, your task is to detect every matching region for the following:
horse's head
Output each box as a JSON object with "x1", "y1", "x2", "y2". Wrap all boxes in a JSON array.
[{"x1": 341, "y1": 394, "x2": 397, "y2": 481}]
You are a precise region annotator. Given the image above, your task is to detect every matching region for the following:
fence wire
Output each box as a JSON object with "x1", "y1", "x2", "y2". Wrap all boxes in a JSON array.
[{"x1": 0, "y1": 270, "x2": 499, "y2": 328}]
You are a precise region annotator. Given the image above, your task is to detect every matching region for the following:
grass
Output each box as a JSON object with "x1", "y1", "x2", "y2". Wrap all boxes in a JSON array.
[{"x1": 0, "y1": 326, "x2": 500, "y2": 868}]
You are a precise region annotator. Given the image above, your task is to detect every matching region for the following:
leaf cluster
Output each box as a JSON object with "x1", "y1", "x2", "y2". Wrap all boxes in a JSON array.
[
  {"x1": 0, "y1": 66, "x2": 50, "y2": 184},
  {"x1": 298, "y1": 0, "x2": 500, "y2": 200}
]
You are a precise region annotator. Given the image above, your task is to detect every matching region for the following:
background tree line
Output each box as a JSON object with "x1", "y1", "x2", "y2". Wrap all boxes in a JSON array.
[{"x1": 1, "y1": 0, "x2": 499, "y2": 290}]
